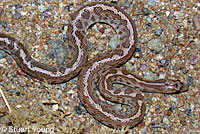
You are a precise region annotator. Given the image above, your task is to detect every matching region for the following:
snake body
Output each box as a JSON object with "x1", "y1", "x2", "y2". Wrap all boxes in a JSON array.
[{"x1": 0, "y1": 2, "x2": 187, "y2": 128}]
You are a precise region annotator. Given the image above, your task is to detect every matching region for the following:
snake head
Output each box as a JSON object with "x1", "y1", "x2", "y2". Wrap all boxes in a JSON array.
[{"x1": 163, "y1": 80, "x2": 188, "y2": 93}]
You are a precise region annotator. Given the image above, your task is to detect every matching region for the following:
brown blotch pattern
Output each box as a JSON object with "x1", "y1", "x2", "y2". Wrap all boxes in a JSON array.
[
  {"x1": 121, "y1": 69, "x2": 130, "y2": 75},
  {"x1": 75, "y1": 19, "x2": 83, "y2": 29},
  {"x1": 124, "y1": 88, "x2": 133, "y2": 94},
  {"x1": 113, "y1": 89, "x2": 122, "y2": 94},
  {"x1": 81, "y1": 9, "x2": 90, "y2": 20},
  {"x1": 75, "y1": 31, "x2": 84, "y2": 42},
  {"x1": 91, "y1": 15, "x2": 96, "y2": 22},
  {"x1": 93, "y1": 7, "x2": 103, "y2": 15}
]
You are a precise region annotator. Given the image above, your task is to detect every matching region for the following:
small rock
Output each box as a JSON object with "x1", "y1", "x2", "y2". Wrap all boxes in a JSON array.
[
  {"x1": 170, "y1": 96, "x2": 177, "y2": 102},
  {"x1": 147, "y1": 0, "x2": 156, "y2": 6},
  {"x1": 0, "y1": 20, "x2": 10, "y2": 31},
  {"x1": 88, "y1": 42, "x2": 93, "y2": 50},
  {"x1": 143, "y1": 71, "x2": 155, "y2": 80},
  {"x1": 145, "y1": 23, "x2": 152, "y2": 30},
  {"x1": 108, "y1": 35, "x2": 118, "y2": 49},
  {"x1": 154, "y1": 27, "x2": 163, "y2": 36},
  {"x1": 48, "y1": 39, "x2": 68, "y2": 66},
  {"x1": 142, "y1": 8, "x2": 150, "y2": 16},
  {"x1": 12, "y1": 12, "x2": 21, "y2": 19},
  {"x1": 186, "y1": 76, "x2": 193, "y2": 86},
  {"x1": 64, "y1": 5, "x2": 71, "y2": 12},
  {"x1": 174, "y1": 11, "x2": 184, "y2": 19},
  {"x1": 134, "y1": 44, "x2": 142, "y2": 52},
  {"x1": 58, "y1": 32, "x2": 68, "y2": 42},
  {"x1": 184, "y1": 108, "x2": 192, "y2": 116},
  {"x1": 15, "y1": 4, "x2": 22, "y2": 10},
  {"x1": 146, "y1": 17, "x2": 152, "y2": 23},
  {"x1": 193, "y1": 15, "x2": 200, "y2": 31},
  {"x1": 52, "y1": 104, "x2": 59, "y2": 111},
  {"x1": 60, "y1": 83, "x2": 66, "y2": 91},
  {"x1": 165, "y1": 11, "x2": 170, "y2": 17},
  {"x1": 147, "y1": 39, "x2": 164, "y2": 52},
  {"x1": 140, "y1": 127, "x2": 147, "y2": 134},
  {"x1": 140, "y1": 64, "x2": 147, "y2": 71},
  {"x1": 162, "y1": 116, "x2": 169, "y2": 124},
  {"x1": 42, "y1": 10, "x2": 51, "y2": 18},
  {"x1": 0, "y1": 50, "x2": 7, "y2": 58},
  {"x1": 158, "y1": 73, "x2": 166, "y2": 79},
  {"x1": 157, "y1": 59, "x2": 168, "y2": 67},
  {"x1": 189, "y1": 55, "x2": 198, "y2": 65}
]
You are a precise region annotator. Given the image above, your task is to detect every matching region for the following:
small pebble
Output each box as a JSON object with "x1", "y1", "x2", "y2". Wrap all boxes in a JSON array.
[
  {"x1": 52, "y1": 104, "x2": 59, "y2": 111},
  {"x1": 145, "y1": 23, "x2": 152, "y2": 30},
  {"x1": 134, "y1": 44, "x2": 142, "y2": 52},
  {"x1": 64, "y1": 5, "x2": 71, "y2": 12},
  {"x1": 48, "y1": 39, "x2": 68, "y2": 66},
  {"x1": 60, "y1": 83, "x2": 67, "y2": 91},
  {"x1": 170, "y1": 96, "x2": 177, "y2": 102},
  {"x1": 143, "y1": 71, "x2": 155, "y2": 80},
  {"x1": 142, "y1": 8, "x2": 151, "y2": 16},
  {"x1": 58, "y1": 32, "x2": 68, "y2": 42},
  {"x1": 154, "y1": 27, "x2": 163, "y2": 36},
  {"x1": 42, "y1": 10, "x2": 51, "y2": 18},
  {"x1": 157, "y1": 59, "x2": 168, "y2": 67},
  {"x1": 16, "y1": 91, "x2": 20, "y2": 96},
  {"x1": 140, "y1": 64, "x2": 147, "y2": 71},
  {"x1": 147, "y1": 0, "x2": 156, "y2": 6},
  {"x1": 184, "y1": 108, "x2": 192, "y2": 116},
  {"x1": 108, "y1": 35, "x2": 118, "y2": 49},
  {"x1": 0, "y1": 50, "x2": 7, "y2": 58},
  {"x1": 140, "y1": 127, "x2": 147, "y2": 134},
  {"x1": 88, "y1": 42, "x2": 93, "y2": 50},
  {"x1": 193, "y1": 15, "x2": 200, "y2": 30},
  {"x1": 146, "y1": 17, "x2": 152, "y2": 23},
  {"x1": 15, "y1": 4, "x2": 22, "y2": 10},
  {"x1": 189, "y1": 55, "x2": 198, "y2": 65},
  {"x1": 0, "y1": 20, "x2": 10, "y2": 31},
  {"x1": 162, "y1": 116, "x2": 169, "y2": 124},
  {"x1": 12, "y1": 12, "x2": 21, "y2": 19},
  {"x1": 186, "y1": 76, "x2": 194, "y2": 86},
  {"x1": 147, "y1": 39, "x2": 164, "y2": 52}
]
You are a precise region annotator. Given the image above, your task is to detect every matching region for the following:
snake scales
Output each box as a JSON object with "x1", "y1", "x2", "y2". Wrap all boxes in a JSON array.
[{"x1": 0, "y1": 2, "x2": 188, "y2": 128}]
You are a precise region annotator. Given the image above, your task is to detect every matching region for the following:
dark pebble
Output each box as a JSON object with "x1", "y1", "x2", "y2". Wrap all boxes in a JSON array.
[
  {"x1": 155, "y1": 106, "x2": 160, "y2": 112},
  {"x1": 0, "y1": 20, "x2": 10, "y2": 31},
  {"x1": 145, "y1": 23, "x2": 152, "y2": 30},
  {"x1": 157, "y1": 59, "x2": 168, "y2": 67},
  {"x1": 16, "y1": 91, "x2": 20, "y2": 96},
  {"x1": 15, "y1": 4, "x2": 22, "y2": 10},
  {"x1": 186, "y1": 76, "x2": 193, "y2": 86},
  {"x1": 64, "y1": 5, "x2": 71, "y2": 12},
  {"x1": 61, "y1": 24, "x2": 67, "y2": 30},
  {"x1": 184, "y1": 108, "x2": 192, "y2": 116},
  {"x1": 111, "y1": 1, "x2": 118, "y2": 4},
  {"x1": 142, "y1": 8, "x2": 150, "y2": 16},
  {"x1": 168, "y1": 105, "x2": 175, "y2": 112},
  {"x1": 42, "y1": 10, "x2": 51, "y2": 18},
  {"x1": 134, "y1": 44, "x2": 142, "y2": 52}
]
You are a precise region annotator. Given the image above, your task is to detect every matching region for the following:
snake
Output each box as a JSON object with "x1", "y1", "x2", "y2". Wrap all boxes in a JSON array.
[{"x1": 0, "y1": 2, "x2": 188, "y2": 128}]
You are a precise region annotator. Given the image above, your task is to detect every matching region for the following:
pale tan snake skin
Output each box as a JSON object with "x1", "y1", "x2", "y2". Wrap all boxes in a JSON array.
[{"x1": 0, "y1": 2, "x2": 188, "y2": 128}]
